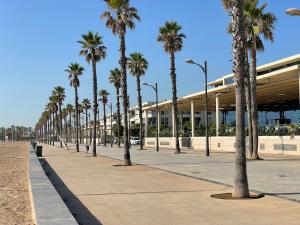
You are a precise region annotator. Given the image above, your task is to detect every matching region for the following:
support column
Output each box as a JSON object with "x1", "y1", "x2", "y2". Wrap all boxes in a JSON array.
[
  {"x1": 216, "y1": 95, "x2": 220, "y2": 136},
  {"x1": 191, "y1": 100, "x2": 195, "y2": 137},
  {"x1": 157, "y1": 111, "x2": 161, "y2": 135},
  {"x1": 172, "y1": 107, "x2": 175, "y2": 137},
  {"x1": 144, "y1": 110, "x2": 148, "y2": 138}
]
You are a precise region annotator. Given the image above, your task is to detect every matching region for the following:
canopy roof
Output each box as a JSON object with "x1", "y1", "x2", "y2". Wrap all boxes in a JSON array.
[{"x1": 144, "y1": 54, "x2": 300, "y2": 112}]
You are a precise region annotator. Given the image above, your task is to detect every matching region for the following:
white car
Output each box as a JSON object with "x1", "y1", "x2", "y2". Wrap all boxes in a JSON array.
[{"x1": 130, "y1": 137, "x2": 140, "y2": 145}]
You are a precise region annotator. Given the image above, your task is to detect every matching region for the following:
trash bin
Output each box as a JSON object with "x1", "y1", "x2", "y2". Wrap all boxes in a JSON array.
[
  {"x1": 36, "y1": 146, "x2": 43, "y2": 157},
  {"x1": 86, "y1": 145, "x2": 89, "y2": 153}
]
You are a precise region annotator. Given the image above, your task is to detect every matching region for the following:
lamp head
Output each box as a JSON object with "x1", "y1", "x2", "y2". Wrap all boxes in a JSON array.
[
  {"x1": 286, "y1": 8, "x2": 300, "y2": 16},
  {"x1": 185, "y1": 59, "x2": 195, "y2": 64}
]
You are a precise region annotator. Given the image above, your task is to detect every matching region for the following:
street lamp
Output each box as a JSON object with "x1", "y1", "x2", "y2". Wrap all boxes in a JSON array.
[
  {"x1": 286, "y1": 8, "x2": 300, "y2": 16},
  {"x1": 142, "y1": 82, "x2": 159, "y2": 152},
  {"x1": 107, "y1": 103, "x2": 114, "y2": 147},
  {"x1": 185, "y1": 59, "x2": 209, "y2": 156}
]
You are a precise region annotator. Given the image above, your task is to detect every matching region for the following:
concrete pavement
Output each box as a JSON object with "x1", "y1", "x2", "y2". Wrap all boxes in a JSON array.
[
  {"x1": 42, "y1": 144, "x2": 300, "y2": 225},
  {"x1": 64, "y1": 143, "x2": 300, "y2": 202}
]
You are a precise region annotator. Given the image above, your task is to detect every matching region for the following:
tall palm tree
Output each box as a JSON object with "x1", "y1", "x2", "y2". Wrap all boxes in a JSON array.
[
  {"x1": 52, "y1": 86, "x2": 66, "y2": 148},
  {"x1": 157, "y1": 21, "x2": 185, "y2": 154},
  {"x1": 78, "y1": 103, "x2": 84, "y2": 144},
  {"x1": 108, "y1": 68, "x2": 122, "y2": 147},
  {"x1": 48, "y1": 96, "x2": 58, "y2": 146},
  {"x1": 65, "y1": 63, "x2": 84, "y2": 152},
  {"x1": 101, "y1": 0, "x2": 140, "y2": 166},
  {"x1": 223, "y1": 0, "x2": 250, "y2": 198},
  {"x1": 66, "y1": 104, "x2": 74, "y2": 144},
  {"x1": 127, "y1": 52, "x2": 148, "y2": 150},
  {"x1": 99, "y1": 89, "x2": 110, "y2": 146},
  {"x1": 244, "y1": 0, "x2": 276, "y2": 160},
  {"x1": 82, "y1": 98, "x2": 91, "y2": 145},
  {"x1": 78, "y1": 31, "x2": 106, "y2": 157},
  {"x1": 61, "y1": 107, "x2": 68, "y2": 144}
]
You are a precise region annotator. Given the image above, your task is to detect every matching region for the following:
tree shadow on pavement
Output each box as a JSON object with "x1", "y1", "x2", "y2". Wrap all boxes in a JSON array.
[{"x1": 39, "y1": 158, "x2": 103, "y2": 225}]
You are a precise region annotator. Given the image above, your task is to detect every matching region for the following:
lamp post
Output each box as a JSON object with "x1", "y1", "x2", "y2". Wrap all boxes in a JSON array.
[
  {"x1": 286, "y1": 8, "x2": 300, "y2": 16},
  {"x1": 107, "y1": 103, "x2": 113, "y2": 147},
  {"x1": 185, "y1": 59, "x2": 209, "y2": 156},
  {"x1": 142, "y1": 82, "x2": 159, "y2": 152}
]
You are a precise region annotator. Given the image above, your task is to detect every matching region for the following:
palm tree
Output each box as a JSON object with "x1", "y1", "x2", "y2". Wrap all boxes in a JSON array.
[
  {"x1": 78, "y1": 31, "x2": 106, "y2": 157},
  {"x1": 61, "y1": 107, "x2": 68, "y2": 144},
  {"x1": 157, "y1": 21, "x2": 185, "y2": 154},
  {"x1": 52, "y1": 86, "x2": 66, "y2": 148},
  {"x1": 222, "y1": 0, "x2": 250, "y2": 198},
  {"x1": 66, "y1": 104, "x2": 74, "y2": 145},
  {"x1": 78, "y1": 103, "x2": 84, "y2": 144},
  {"x1": 82, "y1": 98, "x2": 91, "y2": 145},
  {"x1": 108, "y1": 68, "x2": 122, "y2": 147},
  {"x1": 65, "y1": 63, "x2": 84, "y2": 152},
  {"x1": 101, "y1": 0, "x2": 140, "y2": 166},
  {"x1": 127, "y1": 52, "x2": 148, "y2": 150},
  {"x1": 99, "y1": 89, "x2": 110, "y2": 146},
  {"x1": 244, "y1": 0, "x2": 276, "y2": 160},
  {"x1": 48, "y1": 96, "x2": 58, "y2": 146}
]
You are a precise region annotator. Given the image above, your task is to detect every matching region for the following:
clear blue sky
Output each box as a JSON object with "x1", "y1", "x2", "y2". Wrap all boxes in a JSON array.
[{"x1": 0, "y1": 0, "x2": 300, "y2": 128}]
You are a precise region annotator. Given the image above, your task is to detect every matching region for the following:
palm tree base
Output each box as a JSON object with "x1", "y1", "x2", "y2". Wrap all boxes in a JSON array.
[{"x1": 124, "y1": 159, "x2": 131, "y2": 166}]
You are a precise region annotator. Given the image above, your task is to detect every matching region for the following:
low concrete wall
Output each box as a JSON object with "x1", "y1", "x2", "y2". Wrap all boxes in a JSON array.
[
  {"x1": 29, "y1": 145, "x2": 78, "y2": 225},
  {"x1": 145, "y1": 136, "x2": 300, "y2": 155}
]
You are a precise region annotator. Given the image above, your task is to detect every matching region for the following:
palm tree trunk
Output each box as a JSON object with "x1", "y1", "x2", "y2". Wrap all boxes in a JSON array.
[
  {"x1": 250, "y1": 41, "x2": 259, "y2": 160},
  {"x1": 170, "y1": 51, "x2": 180, "y2": 154},
  {"x1": 232, "y1": 0, "x2": 250, "y2": 198},
  {"x1": 79, "y1": 112, "x2": 82, "y2": 144},
  {"x1": 69, "y1": 114, "x2": 72, "y2": 146},
  {"x1": 116, "y1": 87, "x2": 121, "y2": 147},
  {"x1": 245, "y1": 51, "x2": 253, "y2": 157},
  {"x1": 92, "y1": 57, "x2": 97, "y2": 157},
  {"x1": 85, "y1": 109, "x2": 88, "y2": 145},
  {"x1": 136, "y1": 76, "x2": 143, "y2": 150},
  {"x1": 52, "y1": 113, "x2": 54, "y2": 146},
  {"x1": 65, "y1": 117, "x2": 68, "y2": 145},
  {"x1": 59, "y1": 103, "x2": 63, "y2": 148},
  {"x1": 104, "y1": 103, "x2": 107, "y2": 146},
  {"x1": 120, "y1": 31, "x2": 131, "y2": 166},
  {"x1": 75, "y1": 87, "x2": 79, "y2": 152}
]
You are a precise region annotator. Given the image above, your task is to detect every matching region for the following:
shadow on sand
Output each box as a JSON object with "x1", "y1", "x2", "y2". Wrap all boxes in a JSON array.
[{"x1": 39, "y1": 158, "x2": 103, "y2": 225}]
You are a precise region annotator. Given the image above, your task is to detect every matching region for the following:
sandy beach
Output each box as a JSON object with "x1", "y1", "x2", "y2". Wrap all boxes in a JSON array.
[{"x1": 0, "y1": 142, "x2": 34, "y2": 225}]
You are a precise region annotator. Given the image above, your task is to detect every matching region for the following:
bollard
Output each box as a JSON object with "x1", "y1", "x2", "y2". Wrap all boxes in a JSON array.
[
  {"x1": 86, "y1": 145, "x2": 89, "y2": 153},
  {"x1": 36, "y1": 146, "x2": 43, "y2": 157}
]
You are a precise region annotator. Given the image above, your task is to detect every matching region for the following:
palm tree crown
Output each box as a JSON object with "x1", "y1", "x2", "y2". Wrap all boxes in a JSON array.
[
  {"x1": 157, "y1": 21, "x2": 186, "y2": 54},
  {"x1": 101, "y1": 0, "x2": 140, "y2": 35},
  {"x1": 108, "y1": 68, "x2": 121, "y2": 88},
  {"x1": 66, "y1": 104, "x2": 74, "y2": 115},
  {"x1": 127, "y1": 52, "x2": 148, "y2": 77},
  {"x1": 78, "y1": 32, "x2": 107, "y2": 63},
  {"x1": 82, "y1": 98, "x2": 91, "y2": 110},
  {"x1": 65, "y1": 63, "x2": 84, "y2": 88},
  {"x1": 52, "y1": 86, "x2": 65, "y2": 105},
  {"x1": 99, "y1": 89, "x2": 110, "y2": 105}
]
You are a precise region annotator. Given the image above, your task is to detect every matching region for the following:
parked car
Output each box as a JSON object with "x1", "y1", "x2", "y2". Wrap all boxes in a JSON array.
[{"x1": 130, "y1": 137, "x2": 140, "y2": 145}]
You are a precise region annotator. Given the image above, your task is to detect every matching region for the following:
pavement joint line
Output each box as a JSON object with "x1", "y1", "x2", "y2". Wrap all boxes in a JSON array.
[{"x1": 49, "y1": 143, "x2": 300, "y2": 204}]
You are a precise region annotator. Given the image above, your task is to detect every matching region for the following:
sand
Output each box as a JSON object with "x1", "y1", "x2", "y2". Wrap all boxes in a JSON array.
[{"x1": 0, "y1": 142, "x2": 34, "y2": 225}]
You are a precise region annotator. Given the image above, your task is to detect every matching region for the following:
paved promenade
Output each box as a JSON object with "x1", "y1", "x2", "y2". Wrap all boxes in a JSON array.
[
  {"x1": 43, "y1": 144, "x2": 300, "y2": 225},
  {"x1": 67, "y1": 143, "x2": 300, "y2": 202}
]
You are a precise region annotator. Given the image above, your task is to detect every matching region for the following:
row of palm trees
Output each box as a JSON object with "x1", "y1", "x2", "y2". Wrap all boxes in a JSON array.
[{"x1": 35, "y1": 0, "x2": 276, "y2": 198}]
